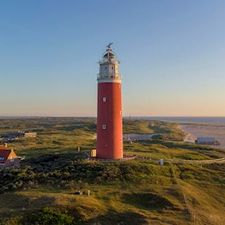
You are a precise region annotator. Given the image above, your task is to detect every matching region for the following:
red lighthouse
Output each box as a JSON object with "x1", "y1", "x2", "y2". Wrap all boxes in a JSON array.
[{"x1": 96, "y1": 44, "x2": 123, "y2": 160}]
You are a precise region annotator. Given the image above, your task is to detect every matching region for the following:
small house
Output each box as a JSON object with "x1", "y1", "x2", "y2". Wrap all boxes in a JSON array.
[
  {"x1": 0, "y1": 145, "x2": 21, "y2": 168},
  {"x1": 24, "y1": 132, "x2": 37, "y2": 138}
]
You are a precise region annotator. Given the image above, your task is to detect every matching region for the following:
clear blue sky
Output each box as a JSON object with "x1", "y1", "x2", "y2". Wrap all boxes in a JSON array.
[{"x1": 0, "y1": 0, "x2": 225, "y2": 116}]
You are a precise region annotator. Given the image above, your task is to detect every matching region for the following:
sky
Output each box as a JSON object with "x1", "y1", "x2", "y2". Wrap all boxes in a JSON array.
[{"x1": 0, "y1": 0, "x2": 225, "y2": 117}]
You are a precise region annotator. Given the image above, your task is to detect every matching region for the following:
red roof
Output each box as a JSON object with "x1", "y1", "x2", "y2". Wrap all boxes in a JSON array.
[
  {"x1": 0, "y1": 150, "x2": 11, "y2": 163},
  {"x1": 0, "y1": 146, "x2": 17, "y2": 163}
]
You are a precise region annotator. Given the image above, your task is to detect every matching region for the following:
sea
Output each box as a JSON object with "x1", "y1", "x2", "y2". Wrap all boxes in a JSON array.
[
  {"x1": 144, "y1": 117, "x2": 225, "y2": 150},
  {"x1": 146, "y1": 117, "x2": 225, "y2": 125}
]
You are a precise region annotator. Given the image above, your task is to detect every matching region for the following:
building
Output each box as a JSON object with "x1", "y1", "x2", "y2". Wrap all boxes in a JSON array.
[
  {"x1": 0, "y1": 131, "x2": 37, "y2": 143},
  {"x1": 0, "y1": 144, "x2": 21, "y2": 168},
  {"x1": 0, "y1": 131, "x2": 22, "y2": 143},
  {"x1": 90, "y1": 149, "x2": 97, "y2": 158},
  {"x1": 24, "y1": 132, "x2": 37, "y2": 138},
  {"x1": 96, "y1": 44, "x2": 123, "y2": 159},
  {"x1": 195, "y1": 137, "x2": 219, "y2": 145}
]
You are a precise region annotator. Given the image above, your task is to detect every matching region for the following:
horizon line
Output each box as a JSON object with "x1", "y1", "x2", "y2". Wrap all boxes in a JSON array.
[{"x1": 0, "y1": 115, "x2": 225, "y2": 118}]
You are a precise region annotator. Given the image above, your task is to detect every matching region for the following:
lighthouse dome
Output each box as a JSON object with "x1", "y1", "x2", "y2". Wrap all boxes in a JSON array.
[
  {"x1": 98, "y1": 44, "x2": 121, "y2": 82},
  {"x1": 100, "y1": 44, "x2": 120, "y2": 64},
  {"x1": 103, "y1": 51, "x2": 115, "y2": 59}
]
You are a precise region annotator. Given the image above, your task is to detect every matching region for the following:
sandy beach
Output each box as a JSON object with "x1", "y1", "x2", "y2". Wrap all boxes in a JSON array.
[{"x1": 180, "y1": 124, "x2": 225, "y2": 150}]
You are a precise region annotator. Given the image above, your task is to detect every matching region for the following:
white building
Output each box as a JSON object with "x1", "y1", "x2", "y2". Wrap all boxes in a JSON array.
[
  {"x1": 195, "y1": 137, "x2": 219, "y2": 145},
  {"x1": 24, "y1": 132, "x2": 37, "y2": 138}
]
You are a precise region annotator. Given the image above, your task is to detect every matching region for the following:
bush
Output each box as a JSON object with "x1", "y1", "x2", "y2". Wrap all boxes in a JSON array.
[
  {"x1": 24, "y1": 207, "x2": 80, "y2": 225},
  {"x1": 0, "y1": 217, "x2": 22, "y2": 225}
]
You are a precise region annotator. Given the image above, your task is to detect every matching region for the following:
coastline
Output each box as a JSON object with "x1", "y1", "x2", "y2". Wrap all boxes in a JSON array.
[
  {"x1": 179, "y1": 123, "x2": 225, "y2": 150},
  {"x1": 178, "y1": 124, "x2": 196, "y2": 143}
]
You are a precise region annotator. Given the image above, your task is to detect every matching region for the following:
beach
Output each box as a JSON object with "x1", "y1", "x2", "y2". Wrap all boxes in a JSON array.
[{"x1": 180, "y1": 123, "x2": 225, "y2": 150}]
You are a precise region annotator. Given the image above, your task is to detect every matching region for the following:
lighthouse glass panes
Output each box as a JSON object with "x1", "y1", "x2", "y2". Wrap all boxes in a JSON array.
[
  {"x1": 98, "y1": 49, "x2": 121, "y2": 80},
  {"x1": 96, "y1": 45, "x2": 123, "y2": 159}
]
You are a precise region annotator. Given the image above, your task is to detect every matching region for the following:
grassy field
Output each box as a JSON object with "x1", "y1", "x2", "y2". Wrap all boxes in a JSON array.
[{"x1": 0, "y1": 118, "x2": 225, "y2": 225}]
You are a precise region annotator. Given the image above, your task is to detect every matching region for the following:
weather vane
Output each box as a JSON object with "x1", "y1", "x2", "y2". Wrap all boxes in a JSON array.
[{"x1": 106, "y1": 42, "x2": 113, "y2": 49}]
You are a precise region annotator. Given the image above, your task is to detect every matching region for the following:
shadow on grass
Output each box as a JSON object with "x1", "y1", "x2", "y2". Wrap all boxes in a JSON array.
[
  {"x1": 87, "y1": 210, "x2": 148, "y2": 225},
  {"x1": 0, "y1": 193, "x2": 56, "y2": 217},
  {"x1": 122, "y1": 192, "x2": 174, "y2": 211},
  {"x1": 1, "y1": 193, "x2": 148, "y2": 225}
]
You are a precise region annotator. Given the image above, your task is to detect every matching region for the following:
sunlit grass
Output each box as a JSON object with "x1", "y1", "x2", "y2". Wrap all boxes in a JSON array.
[{"x1": 0, "y1": 118, "x2": 225, "y2": 224}]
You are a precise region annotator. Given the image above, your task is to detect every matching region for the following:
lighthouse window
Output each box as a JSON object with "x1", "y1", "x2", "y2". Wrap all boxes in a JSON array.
[
  {"x1": 102, "y1": 124, "x2": 107, "y2": 130},
  {"x1": 103, "y1": 97, "x2": 107, "y2": 102}
]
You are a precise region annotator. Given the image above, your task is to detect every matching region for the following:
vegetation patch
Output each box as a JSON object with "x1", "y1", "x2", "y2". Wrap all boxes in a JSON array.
[
  {"x1": 0, "y1": 157, "x2": 167, "y2": 194},
  {"x1": 123, "y1": 192, "x2": 174, "y2": 210},
  {"x1": 88, "y1": 210, "x2": 148, "y2": 225},
  {"x1": 0, "y1": 207, "x2": 83, "y2": 225},
  {"x1": 1, "y1": 118, "x2": 225, "y2": 224}
]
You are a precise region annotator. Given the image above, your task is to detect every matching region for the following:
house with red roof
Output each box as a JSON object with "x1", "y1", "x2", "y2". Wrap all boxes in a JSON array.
[{"x1": 0, "y1": 144, "x2": 21, "y2": 168}]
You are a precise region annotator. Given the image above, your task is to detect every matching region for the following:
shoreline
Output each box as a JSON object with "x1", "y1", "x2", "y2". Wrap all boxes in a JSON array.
[
  {"x1": 178, "y1": 123, "x2": 225, "y2": 150},
  {"x1": 178, "y1": 124, "x2": 196, "y2": 143}
]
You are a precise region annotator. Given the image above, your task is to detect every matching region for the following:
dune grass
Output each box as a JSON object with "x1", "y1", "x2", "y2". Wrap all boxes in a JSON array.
[{"x1": 0, "y1": 118, "x2": 225, "y2": 224}]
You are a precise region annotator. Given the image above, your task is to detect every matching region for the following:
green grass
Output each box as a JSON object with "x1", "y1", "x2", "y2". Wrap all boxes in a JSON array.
[{"x1": 0, "y1": 118, "x2": 225, "y2": 225}]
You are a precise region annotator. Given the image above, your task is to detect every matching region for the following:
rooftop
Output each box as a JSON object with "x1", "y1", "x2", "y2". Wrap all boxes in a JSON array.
[
  {"x1": 0, "y1": 145, "x2": 18, "y2": 163},
  {"x1": 100, "y1": 43, "x2": 120, "y2": 64}
]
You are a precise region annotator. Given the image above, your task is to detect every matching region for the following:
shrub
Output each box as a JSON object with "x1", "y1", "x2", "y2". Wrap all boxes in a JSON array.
[{"x1": 24, "y1": 207, "x2": 80, "y2": 225}]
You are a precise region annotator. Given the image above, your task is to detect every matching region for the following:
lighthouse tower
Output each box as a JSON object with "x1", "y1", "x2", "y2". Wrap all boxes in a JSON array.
[{"x1": 96, "y1": 44, "x2": 123, "y2": 160}]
